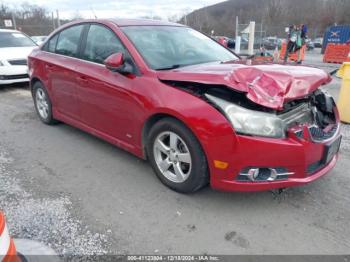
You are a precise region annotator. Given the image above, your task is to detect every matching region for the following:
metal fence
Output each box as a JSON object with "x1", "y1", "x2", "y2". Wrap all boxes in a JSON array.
[{"x1": 0, "y1": 15, "x2": 60, "y2": 36}]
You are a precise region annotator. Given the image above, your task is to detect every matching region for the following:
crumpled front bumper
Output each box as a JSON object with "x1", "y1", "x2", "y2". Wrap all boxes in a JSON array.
[{"x1": 209, "y1": 126, "x2": 341, "y2": 192}]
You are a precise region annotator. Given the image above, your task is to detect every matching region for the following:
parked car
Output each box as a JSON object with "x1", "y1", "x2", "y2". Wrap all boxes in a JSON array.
[
  {"x1": 28, "y1": 19, "x2": 341, "y2": 193},
  {"x1": 0, "y1": 29, "x2": 37, "y2": 85},
  {"x1": 213, "y1": 36, "x2": 235, "y2": 49},
  {"x1": 240, "y1": 36, "x2": 263, "y2": 51},
  {"x1": 31, "y1": 35, "x2": 47, "y2": 45},
  {"x1": 314, "y1": 37, "x2": 323, "y2": 48},
  {"x1": 306, "y1": 39, "x2": 315, "y2": 50},
  {"x1": 262, "y1": 37, "x2": 283, "y2": 50}
]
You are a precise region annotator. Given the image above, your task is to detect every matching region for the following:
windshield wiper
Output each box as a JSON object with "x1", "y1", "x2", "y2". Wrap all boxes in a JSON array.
[{"x1": 155, "y1": 64, "x2": 182, "y2": 71}]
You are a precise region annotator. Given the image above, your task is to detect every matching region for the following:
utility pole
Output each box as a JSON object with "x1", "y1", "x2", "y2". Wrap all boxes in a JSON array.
[
  {"x1": 56, "y1": 10, "x2": 61, "y2": 27},
  {"x1": 52, "y1": 12, "x2": 55, "y2": 30},
  {"x1": 235, "y1": 16, "x2": 238, "y2": 38},
  {"x1": 248, "y1": 21, "x2": 256, "y2": 55},
  {"x1": 260, "y1": 22, "x2": 263, "y2": 47},
  {"x1": 11, "y1": 12, "x2": 17, "y2": 30},
  {"x1": 235, "y1": 16, "x2": 241, "y2": 54}
]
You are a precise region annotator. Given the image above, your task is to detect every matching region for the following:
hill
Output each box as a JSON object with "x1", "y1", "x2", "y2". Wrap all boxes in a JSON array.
[{"x1": 180, "y1": 0, "x2": 350, "y2": 38}]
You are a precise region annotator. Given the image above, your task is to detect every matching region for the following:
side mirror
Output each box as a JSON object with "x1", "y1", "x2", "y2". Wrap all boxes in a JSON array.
[
  {"x1": 104, "y1": 53, "x2": 134, "y2": 74},
  {"x1": 104, "y1": 53, "x2": 124, "y2": 70}
]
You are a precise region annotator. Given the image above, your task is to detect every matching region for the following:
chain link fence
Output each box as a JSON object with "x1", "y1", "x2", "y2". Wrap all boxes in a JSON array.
[
  {"x1": 0, "y1": 15, "x2": 62, "y2": 36},
  {"x1": 236, "y1": 22, "x2": 323, "y2": 53}
]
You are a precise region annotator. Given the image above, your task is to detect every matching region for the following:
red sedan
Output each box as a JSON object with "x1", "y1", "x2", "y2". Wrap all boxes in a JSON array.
[{"x1": 28, "y1": 19, "x2": 341, "y2": 193}]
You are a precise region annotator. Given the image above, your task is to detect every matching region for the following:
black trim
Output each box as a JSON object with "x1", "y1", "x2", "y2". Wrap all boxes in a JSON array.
[
  {"x1": 0, "y1": 74, "x2": 29, "y2": 80},
  {"x1": 77, "y1": 24, "x2": 90, "y2": 59}
]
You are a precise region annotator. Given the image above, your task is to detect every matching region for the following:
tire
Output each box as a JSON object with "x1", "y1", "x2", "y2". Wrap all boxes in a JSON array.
[
  {"x1": 33, "y1": 81, "x2": 58, "y2": 125},
  {"x1": 146, "y1": 118, "x2": 209, "y2": 193}
]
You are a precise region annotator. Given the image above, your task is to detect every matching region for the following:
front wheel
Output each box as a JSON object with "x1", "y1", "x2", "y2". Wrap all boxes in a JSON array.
[{"x1": 147, "y1": 118, "x2": 209, "y2": 193}]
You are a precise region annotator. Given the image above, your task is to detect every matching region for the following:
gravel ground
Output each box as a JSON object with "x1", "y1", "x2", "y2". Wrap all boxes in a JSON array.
[
  {"x1": 0, "y1": 51, "x2": 350, "y2": 256},
  {"x1": 341, "y1": 125, "x2": 350, "y2": 153},
  {"x1": 0, "y1": 146, "x2": 110, "y2": 255}
]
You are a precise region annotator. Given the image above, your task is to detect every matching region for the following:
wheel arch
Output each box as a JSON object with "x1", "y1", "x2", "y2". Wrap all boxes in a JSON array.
[
  {"x1": 30, "y1": 77, "x2": 43, "y2": 97},
  {"x1": 141, "y1": 112, "x2": 208, "y2": 162},
  {"x1": 142, "y1": 113, "x2": 175, "y2": 158}
]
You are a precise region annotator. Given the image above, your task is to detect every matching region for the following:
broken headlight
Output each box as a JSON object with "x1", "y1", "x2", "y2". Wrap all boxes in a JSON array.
[{"x1": 206, "y1": 94, "x2": 285, "y2": 138}]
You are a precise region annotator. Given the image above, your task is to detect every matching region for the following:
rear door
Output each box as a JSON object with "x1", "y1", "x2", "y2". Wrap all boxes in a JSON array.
[{"x1": 45, "y1": 24, "x2": 85, "y2": 121}]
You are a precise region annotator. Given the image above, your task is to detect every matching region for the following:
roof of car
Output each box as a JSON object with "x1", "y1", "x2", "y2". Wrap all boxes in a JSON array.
[{"x1": 109, "y1": 18, "x2": 184, "y2": 27}]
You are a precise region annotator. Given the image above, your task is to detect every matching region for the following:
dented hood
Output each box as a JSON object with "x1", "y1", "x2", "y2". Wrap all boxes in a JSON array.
[{"x1": 157, "y1": 62, "x2": 331, "y2": 110}]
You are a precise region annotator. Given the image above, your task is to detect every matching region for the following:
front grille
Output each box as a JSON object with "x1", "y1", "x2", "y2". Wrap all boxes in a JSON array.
[
  {"x1": 294, "y1": 124, "x2": 338, "y2": 142},
  {"x1": 0, "y1": 74, "x2": 29, "y2": 80},
  {"x1": 295, "y1": 129, "x2": 304, "y2": 138},
  {"x1": 307, "y1": 160, "x2": 324, "y2": 175},
  {"x1": 309, "y1": 125, "x2": 338, "y2": 141},
  {"x1": 8, "y1": 59, "x2": 27, "y2": 66}
]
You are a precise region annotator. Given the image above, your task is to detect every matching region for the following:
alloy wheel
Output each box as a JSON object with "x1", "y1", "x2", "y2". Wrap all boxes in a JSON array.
[
  {"x1": 153, "y1": 131, "x2": 192, "y2": 183},
  {"x1": 35, "y1": 88, "x2": 49, "y2": 120}
]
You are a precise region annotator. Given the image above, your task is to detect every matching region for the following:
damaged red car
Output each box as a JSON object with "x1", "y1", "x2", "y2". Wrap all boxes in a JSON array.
[{"x1": 28, "y1": 19, "x2": 341, "y2": 193}]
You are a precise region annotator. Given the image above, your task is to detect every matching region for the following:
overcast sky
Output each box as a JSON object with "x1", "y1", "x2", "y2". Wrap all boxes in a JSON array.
[{"x1": 2, "y1": 0, "x2": 225, "y2": 20}]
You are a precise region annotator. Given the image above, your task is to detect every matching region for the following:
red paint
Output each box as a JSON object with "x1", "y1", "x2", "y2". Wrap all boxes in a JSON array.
[
  {"x1": 28, "y1": 19, "x2": 340, "y2": 192},
  {"x1": 104, "y1": 53, "x2": 124, "y2": 69}
]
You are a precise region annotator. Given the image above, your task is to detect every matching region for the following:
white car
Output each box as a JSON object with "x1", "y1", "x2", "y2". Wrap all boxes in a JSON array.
[
  {"x1": 0, "y1": 29, "x2": 37, "y2": 85},
  {"x1": 31, "y1": 35, "x2": 47, "y2": 45}
]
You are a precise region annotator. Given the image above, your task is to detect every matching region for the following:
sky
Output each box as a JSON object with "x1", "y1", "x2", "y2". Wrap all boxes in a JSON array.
[{"x1": 2, "y1": 0, "x2": 225, "y2": 20}]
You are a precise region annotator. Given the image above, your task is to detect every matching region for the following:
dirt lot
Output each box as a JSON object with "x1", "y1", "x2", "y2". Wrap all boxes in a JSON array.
[{"x1": 1, "y1": 50, "x2": 350, "y2": 255}]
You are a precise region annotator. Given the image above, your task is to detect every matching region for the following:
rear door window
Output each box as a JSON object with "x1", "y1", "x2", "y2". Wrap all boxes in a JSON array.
[
  {"x1": 47, "y1": 34, "x2": 59, "y2": 53},
  {"x1": 55, "y1": 25, "x2": 84, "y2": 57}
]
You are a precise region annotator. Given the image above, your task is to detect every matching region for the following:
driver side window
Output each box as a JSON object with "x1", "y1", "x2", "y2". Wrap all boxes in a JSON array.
[{"x1": 83, "y1": 24, "x2": 126, "y2": 64}]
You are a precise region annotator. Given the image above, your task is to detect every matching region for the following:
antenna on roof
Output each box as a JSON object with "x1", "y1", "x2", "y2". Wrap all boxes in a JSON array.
[{"x1": 90, "y1": 7, "x2": 98, "y2": 19}]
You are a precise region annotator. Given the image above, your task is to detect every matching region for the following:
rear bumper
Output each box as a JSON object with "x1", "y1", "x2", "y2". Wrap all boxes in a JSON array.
[{"x1": 209, "y1": 129, "x2": 341, "y2": 192}]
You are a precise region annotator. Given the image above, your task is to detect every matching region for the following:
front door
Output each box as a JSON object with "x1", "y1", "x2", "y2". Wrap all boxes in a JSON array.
[{"x1": 75, "y1": 24, "x2": 139, "y2": 143}]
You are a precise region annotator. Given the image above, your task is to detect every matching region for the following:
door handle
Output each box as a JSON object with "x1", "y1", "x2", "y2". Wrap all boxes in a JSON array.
[
  {"x1": 45, "y1": 64, "x2": 54, "y2": 70},
  {"x1": 77, "y1": 76, "x2": 89, "y2": 83}
]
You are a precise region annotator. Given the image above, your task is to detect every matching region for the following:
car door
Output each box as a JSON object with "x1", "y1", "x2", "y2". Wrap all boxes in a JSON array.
[
  {"x1": 46, "y1": 24, "x2": 85, "y2": 121},
  {"x1": 75, "y1": 24, "x2": 140, "y2": 143}
]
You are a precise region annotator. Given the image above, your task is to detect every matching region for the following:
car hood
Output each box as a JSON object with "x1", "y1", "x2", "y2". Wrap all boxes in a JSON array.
[
  {"x1": 0, "y1": 47, "x2": 36, "y2": 61},
  {"x1": 157, "y1": 62, "x2": 331, "y2": 110}
]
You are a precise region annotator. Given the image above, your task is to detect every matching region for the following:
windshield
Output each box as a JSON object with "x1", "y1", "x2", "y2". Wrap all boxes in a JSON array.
[
  {"x1": 122, "y1": 26, "x2": 238, "y2": 70},
  {"x1": 0, "y1": 32, "x2": 37, "y2": 48}
]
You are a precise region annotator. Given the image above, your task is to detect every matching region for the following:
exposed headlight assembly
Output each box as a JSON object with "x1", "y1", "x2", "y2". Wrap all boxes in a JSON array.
[{"x1": 206, "y1": 94, "x2": 286, "y2": 138}]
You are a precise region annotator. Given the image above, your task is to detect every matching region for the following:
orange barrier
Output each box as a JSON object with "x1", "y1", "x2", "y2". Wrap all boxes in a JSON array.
[
  {"x1": 279, "y1": 41, "x2": 306, "y2": 62},
  {"x1": 323, "y1": 44, "x2": 350, "y2": 64},
  {"x1": 346, "y1": 51, "x2": 350, "y2": 62},
  {"x1": 254, "y1": 55, "x2": 273, "y2": 63},
  {"x1": 0, "y1": 212, "x2": 20, "y2": 262}
]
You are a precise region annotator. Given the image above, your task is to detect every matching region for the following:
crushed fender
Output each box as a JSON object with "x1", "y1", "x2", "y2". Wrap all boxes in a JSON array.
[{"x1": 157, "y1": 62, "x2": 331, "y2": 110}]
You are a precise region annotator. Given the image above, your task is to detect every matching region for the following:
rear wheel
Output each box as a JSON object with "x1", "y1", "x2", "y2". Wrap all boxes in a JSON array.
[
  {"x1": 147, "y1": 118, "x2": 209, "y2": 193},
  {"x1": 33, "y1": 82, "x2": 57, "y2": 125}
]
